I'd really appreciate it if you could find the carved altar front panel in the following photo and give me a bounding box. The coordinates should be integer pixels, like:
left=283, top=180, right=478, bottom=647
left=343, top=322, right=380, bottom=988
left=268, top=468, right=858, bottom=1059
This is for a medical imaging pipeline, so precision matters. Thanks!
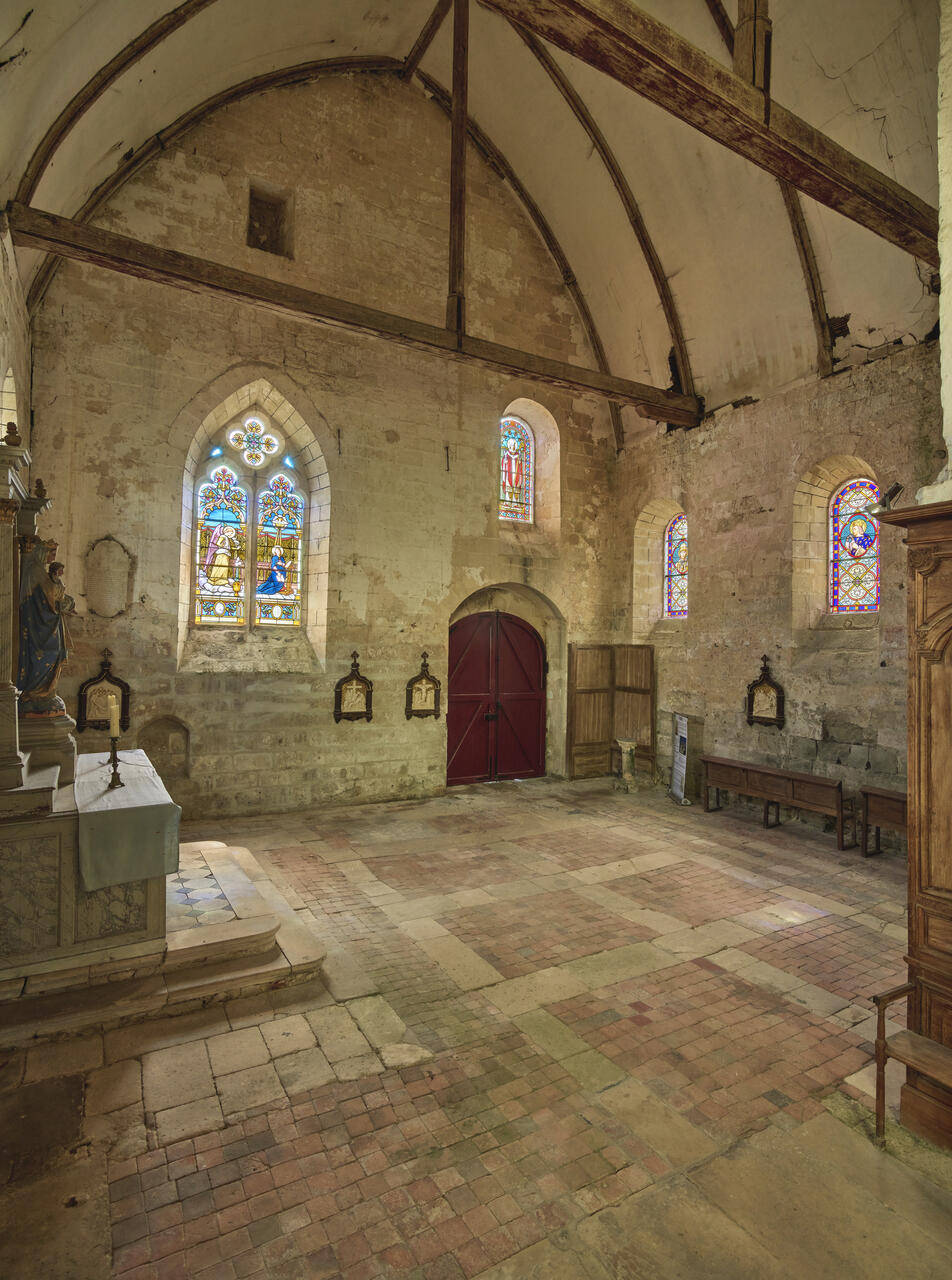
left=0, top=833, right=61, bottom=956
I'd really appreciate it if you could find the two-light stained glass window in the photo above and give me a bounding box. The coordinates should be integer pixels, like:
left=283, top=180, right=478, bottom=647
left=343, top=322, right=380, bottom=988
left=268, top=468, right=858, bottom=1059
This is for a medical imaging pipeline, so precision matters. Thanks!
left=194, top=413, right=304, bottom=627
left=829, top=478, right=880, bottom=613
left=499, top=416, right=534, bottom=523
left=664, top=513, right=688, bottom=618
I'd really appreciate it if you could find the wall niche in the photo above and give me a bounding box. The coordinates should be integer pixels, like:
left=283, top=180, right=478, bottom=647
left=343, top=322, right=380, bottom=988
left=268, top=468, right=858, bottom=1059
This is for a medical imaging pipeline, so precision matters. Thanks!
left=139, top=717, right=191, bottom=780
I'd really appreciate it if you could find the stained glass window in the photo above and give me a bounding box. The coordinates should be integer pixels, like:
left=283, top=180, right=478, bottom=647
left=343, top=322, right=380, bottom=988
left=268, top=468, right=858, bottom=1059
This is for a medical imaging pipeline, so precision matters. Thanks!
left=255, top=473, right=304, bottom=626
left=830, top=478, right=880, bottom=613
left=499, top=417, right=534, bottom=523
left=195, top=466, right=248, bottom=625
left=193, top=411, right=305, bottom=629
left=664, top=513, right=688, bottom=618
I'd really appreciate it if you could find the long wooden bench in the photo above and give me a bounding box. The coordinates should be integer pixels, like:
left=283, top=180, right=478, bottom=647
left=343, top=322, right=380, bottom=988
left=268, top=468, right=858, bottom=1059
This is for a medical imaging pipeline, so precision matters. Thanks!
left=859, top=785, right=907, bottom=857
left=700, top=754, right=854, bottom=850
left=873, top=982, right=952, bottom=1144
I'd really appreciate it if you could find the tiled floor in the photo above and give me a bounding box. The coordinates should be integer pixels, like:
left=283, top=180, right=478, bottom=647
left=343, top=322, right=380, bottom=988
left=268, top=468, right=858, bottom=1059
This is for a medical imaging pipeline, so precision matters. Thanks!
left=3, top=778, right=946, bottom=1280
left=167, top=850, right=237, bottom=932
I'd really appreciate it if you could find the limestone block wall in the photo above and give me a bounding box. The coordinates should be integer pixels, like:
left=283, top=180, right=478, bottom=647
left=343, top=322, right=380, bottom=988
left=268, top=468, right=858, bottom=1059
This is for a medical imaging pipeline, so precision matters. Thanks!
left=616, top=341, right=943, bottom=806
left=0, top=226, right=30, bottom=449
left=29, top=73, right=617, bottom=818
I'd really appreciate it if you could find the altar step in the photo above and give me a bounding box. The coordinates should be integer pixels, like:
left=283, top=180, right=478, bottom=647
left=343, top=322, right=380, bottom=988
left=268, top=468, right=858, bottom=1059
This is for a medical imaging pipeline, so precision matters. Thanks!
left=0, top=845, right=326, bottom=1049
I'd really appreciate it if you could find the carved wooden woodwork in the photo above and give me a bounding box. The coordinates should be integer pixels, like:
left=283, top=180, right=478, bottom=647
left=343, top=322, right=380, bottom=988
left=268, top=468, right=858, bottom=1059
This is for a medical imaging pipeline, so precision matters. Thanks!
left=406, top=652, right=441, bottom=720
left=76, top=648, right=131, bottom=732
left=334, top=651, right=373, bottom=723
left=746, top=654, right=784, bottom=729
left=880, top=500, right=952, bottom=1148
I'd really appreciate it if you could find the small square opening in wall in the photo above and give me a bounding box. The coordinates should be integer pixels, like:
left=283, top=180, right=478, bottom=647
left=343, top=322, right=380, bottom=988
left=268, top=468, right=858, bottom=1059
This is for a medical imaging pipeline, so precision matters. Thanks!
left=247, top=182, right=293, bottom=257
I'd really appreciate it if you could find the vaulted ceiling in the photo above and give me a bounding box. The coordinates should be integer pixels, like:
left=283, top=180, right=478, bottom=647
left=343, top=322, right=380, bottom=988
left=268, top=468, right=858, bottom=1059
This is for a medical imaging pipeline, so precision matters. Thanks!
left=0, top=1, right=939, bottom=416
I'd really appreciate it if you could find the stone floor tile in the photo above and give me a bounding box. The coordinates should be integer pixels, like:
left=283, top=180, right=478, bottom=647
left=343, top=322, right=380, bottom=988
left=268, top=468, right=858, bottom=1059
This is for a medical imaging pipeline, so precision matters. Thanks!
left=142, top=1041, right=215, bottom=1114
left=154, top=1096, right=224, bottom=1147
left=24, top=1034, right=103, bottom=1083
left=306, top=1006, right=372, bottom=1062
left=206, top=1028, right=270, bottom=1077
left=346, top=996, right=407, bottom=1048
left=86, top=1059, right=143, bottom=1116
left=273, top=1047, right=335, bottom=1094
left=260, top=1015, right=316, bottom=1059
left=216, top=1063, right=285, bottom=1116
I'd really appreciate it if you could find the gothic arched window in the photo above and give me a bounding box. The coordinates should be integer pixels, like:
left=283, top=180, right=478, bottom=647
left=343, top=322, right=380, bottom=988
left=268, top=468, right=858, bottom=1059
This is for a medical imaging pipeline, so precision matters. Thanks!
left=829, top=478, right=880, bottom=613
left=664, top=513, right=688, bottom=618
left=194, top=411, right=305, bottom=627
left=499, top=416, right=534, bottom=523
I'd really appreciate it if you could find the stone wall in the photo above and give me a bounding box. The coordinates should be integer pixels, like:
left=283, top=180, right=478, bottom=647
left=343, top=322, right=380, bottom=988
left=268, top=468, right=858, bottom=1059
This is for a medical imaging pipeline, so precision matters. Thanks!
left=30, top=73, right=617, bottom=818
left=615, top=341, right=943, bottom=811
left=0, top=224, right=30, bottom=447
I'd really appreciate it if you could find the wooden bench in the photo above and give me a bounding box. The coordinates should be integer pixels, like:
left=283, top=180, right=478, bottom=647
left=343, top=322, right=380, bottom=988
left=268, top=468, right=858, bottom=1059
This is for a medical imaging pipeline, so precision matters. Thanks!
left=874, top=982, right=952, bottom=1144
left=859, top=785, right=907, bottom=857
left=700, top=754, right=854, bottom=850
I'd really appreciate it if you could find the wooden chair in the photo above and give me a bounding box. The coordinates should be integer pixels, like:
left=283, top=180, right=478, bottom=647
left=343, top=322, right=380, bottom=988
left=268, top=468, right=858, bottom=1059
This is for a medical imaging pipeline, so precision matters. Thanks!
left=874, top=982, right=952, bottom=1144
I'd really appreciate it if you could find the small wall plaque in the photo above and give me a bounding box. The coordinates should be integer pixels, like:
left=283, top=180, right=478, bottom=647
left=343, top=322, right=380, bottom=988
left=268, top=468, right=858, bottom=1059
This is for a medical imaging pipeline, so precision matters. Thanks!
left=76, top=649, right=131, bottom=732
left=334, top=651, right=373, bottom=722
left=746, top=654, right=784, bottom=729
left=406, top=651, right=441, bottom=719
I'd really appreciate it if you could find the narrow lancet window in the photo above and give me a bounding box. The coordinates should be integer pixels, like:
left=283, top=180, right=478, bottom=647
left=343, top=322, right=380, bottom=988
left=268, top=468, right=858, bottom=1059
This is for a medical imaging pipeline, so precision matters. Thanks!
left=255, top=473, right=304, bottom=626
left=195, top=465, right=248, bottom=625
left=830, top=479, right=880, bottom=613
left=499, top=416, right=534, bottom=523
left=664, top=513, right=688, bottom=618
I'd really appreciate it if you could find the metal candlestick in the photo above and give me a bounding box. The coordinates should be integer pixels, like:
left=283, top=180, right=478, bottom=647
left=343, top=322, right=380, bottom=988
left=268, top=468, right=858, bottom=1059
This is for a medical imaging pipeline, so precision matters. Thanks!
left=106, top=737, right=124, bottom=789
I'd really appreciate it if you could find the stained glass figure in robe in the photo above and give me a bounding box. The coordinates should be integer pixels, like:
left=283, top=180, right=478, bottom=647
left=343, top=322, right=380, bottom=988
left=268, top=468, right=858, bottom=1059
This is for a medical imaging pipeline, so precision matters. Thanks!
left=195, top=466, right=247, bottom=624
left=664, top=513, right=688, bottom=618
left=830, top=479, right=880, bottom=613
left=498, top=417, right=534, bottom=523
left=255, top=472, right=304, bottom=625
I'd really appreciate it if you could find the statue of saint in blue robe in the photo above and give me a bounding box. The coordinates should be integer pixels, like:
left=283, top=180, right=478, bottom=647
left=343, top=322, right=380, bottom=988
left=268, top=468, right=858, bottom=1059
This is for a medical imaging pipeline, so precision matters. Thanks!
left=17, top=541, right=74, bottom=715
left=257, top=548, right=288, bottom=596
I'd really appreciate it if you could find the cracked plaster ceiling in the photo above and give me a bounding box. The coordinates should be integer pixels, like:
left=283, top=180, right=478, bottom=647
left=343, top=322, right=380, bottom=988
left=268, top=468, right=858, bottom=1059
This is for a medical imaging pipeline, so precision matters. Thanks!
left=0, top=0, right=939, bottom=413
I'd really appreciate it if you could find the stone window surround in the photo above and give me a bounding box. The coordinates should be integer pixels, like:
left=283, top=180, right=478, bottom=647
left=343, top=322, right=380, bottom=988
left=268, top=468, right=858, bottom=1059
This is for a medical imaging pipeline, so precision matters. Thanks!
left=176, top=377, right=330, bottom=669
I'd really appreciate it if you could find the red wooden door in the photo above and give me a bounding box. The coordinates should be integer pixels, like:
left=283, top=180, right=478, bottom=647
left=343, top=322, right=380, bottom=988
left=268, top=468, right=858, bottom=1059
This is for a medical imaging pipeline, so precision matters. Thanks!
left=447, top=612, right=546, bottom=785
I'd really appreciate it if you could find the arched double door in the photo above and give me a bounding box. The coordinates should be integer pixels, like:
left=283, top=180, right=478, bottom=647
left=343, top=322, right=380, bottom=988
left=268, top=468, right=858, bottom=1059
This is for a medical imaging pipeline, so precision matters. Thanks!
left=446, top=611, right=546, bottom=785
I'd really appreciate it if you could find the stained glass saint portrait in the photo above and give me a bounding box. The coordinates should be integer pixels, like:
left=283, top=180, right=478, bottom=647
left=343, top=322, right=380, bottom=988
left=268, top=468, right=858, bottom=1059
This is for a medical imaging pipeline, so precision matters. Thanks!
left=664, top=513, right=688, bottom=618
left=830, top=478, right=880, bottom=613
left=499, top=417, right=534, bottom=523
left=195, top=466, right=248, bottom=624
left=194, top=412, right=305, bottom=628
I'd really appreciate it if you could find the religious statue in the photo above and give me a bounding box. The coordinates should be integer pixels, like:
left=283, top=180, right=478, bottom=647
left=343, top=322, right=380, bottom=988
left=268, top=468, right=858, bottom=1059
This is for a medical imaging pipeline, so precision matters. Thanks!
left=17, top=539, right=75, bottom=716
left=257, top=544, right=288, bottom=595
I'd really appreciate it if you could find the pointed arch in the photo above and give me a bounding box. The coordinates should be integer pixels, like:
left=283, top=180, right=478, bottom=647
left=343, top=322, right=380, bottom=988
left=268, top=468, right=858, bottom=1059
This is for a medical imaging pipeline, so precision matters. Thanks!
left=174, top=371, right=331, bottom=663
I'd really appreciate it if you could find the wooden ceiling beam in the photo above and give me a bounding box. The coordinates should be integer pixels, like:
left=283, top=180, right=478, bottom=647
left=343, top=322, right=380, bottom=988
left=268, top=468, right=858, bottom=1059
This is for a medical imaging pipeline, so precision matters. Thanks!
left=6, top=203, right=701, bottom=424
left=478, top=0, right=938, bottom=266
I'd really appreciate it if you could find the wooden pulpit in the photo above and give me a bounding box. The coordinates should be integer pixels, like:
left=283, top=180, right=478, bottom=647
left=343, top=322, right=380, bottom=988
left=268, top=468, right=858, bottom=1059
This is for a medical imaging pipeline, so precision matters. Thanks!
left=880, top=500, right=952, bottom=1147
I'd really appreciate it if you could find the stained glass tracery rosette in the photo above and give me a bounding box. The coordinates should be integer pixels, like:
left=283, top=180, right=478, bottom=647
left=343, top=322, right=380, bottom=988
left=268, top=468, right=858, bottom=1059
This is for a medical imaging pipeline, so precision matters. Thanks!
left=228, top=416, right=281, bottom=469
left=255, top=472, right=304, bottom=626
left=664, top=514, right=688, bottom=618
left=498, top=417, right=534, bottom=523
left=195, top=466, right=247, bottom=625
left=829, top=479, right=880, bottom=613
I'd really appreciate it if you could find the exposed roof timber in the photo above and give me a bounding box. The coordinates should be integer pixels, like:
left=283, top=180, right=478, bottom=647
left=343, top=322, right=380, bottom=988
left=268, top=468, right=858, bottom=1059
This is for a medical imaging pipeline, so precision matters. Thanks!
left=7, top=204, right=700, bottom=424
left=703, top=3, right=833, bottom=377
left=402, top=0, right=453, bottom=80
left=15, top=0, right=220, bottom=206
left=514, top=25, right=695, bottom=399
left=703, top=0, right=734, bottom=55
left=478, top=0, right=939, bottom=267
left=446, top=0, right=470, bottom=333
left=417, top=72, right=628, bottom=444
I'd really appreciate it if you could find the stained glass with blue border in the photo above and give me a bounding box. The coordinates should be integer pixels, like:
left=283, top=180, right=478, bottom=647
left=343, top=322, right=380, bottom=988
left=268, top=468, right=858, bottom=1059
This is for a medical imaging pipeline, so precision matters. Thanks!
left=255, top=473, right=304, bottom=626
left=664, top=513, right=688, bottom=618
left=499, top=417, right=534, bottom=523
left=195, top=465, right=248, bottom=624
left=830, top=479, right=880, bottom=613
